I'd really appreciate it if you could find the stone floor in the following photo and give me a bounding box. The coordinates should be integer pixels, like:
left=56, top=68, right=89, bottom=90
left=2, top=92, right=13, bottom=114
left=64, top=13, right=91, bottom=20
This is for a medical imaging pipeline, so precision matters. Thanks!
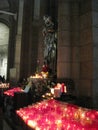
left=3, top=120, right=12, bottom=130
left=3, top=112, right=22, bottom=130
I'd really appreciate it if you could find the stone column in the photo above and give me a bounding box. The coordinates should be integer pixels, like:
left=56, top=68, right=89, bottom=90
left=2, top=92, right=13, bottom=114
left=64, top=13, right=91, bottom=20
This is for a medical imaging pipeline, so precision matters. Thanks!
left=79, top=0, right=93, bottom=97
left=57, top=0, right=71, bottom=78
left=92, top=0, right=98, bottom=108
left=70, top=1, right=80, bottom=95
left=14, top=0, right=24, bottom=81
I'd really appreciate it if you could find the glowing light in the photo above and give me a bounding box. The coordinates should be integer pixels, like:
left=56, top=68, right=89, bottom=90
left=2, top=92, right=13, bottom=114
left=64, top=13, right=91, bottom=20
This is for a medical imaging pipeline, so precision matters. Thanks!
left=4, top=87, right=23, bottom=96
left=27, top=120, right=37, bottom=128
left=16, top=99, right=98, bottom=130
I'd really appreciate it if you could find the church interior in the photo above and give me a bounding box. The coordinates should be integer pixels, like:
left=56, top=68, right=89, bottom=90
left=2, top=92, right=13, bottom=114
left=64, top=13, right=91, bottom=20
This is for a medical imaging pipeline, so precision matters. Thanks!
left=0, top=0, right=98, bottom=129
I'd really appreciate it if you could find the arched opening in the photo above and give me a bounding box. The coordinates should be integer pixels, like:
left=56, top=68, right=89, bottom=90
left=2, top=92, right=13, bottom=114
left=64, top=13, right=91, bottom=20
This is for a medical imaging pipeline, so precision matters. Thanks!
left=0, top=22, right=9, bottom=80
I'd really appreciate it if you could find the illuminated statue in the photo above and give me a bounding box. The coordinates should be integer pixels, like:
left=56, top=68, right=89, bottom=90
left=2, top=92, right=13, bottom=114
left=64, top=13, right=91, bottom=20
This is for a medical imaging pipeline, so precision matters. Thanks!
left=42, top=15, right=57, bottom=73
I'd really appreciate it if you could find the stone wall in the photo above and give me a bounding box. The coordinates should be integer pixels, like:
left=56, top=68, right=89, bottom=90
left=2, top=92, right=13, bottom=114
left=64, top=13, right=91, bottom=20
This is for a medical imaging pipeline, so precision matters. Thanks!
left=57, top=0, right=71, bottom=78
left=70, top=1, right=80, bottom=96
left=79, top=0, right=93, bottom=97
left=92, top=0, right=98, bottom=108
left=57, top=0, right=80, bottom=95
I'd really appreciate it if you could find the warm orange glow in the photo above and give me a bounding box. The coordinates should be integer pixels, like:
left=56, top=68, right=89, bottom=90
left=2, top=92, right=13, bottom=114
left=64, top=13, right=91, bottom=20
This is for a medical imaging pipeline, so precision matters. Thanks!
left=27, top=120, right=37, bottom=128
left=41, top=71, right=48, bottom=78
left=0, top=83, right=10, bottom=88
left=31, top=74, right=43, bottom=79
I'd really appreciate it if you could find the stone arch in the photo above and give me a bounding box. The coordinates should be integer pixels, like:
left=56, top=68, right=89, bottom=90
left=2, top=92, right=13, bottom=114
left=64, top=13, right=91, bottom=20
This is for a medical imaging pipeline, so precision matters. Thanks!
left=0, top=22, right=9, bottom=79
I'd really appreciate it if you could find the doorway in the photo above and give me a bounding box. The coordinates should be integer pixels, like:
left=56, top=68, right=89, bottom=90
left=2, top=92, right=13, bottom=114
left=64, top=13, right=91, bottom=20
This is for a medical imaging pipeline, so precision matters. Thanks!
left=0, top=22, right=9, bottom=80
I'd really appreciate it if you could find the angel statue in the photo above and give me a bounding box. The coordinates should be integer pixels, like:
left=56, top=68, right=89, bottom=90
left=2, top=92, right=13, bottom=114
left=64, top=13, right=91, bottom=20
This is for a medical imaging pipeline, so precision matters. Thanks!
left=42, top=15, right=57, bottom=75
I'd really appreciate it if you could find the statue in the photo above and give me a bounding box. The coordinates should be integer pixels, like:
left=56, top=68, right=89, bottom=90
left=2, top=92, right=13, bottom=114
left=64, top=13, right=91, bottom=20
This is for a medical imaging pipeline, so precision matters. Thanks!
left=42, top=15, right=57, bottom=74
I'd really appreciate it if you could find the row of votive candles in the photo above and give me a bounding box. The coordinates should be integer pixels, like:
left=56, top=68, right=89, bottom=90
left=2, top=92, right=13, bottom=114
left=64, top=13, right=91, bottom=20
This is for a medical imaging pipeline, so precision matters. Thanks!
left=16, top=99, right=98, bottom=130
left=0, top=83, right=10, bottom=88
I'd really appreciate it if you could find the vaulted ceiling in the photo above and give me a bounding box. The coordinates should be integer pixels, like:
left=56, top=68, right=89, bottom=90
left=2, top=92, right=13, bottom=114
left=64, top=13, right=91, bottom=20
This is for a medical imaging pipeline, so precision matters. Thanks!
left=0, top=22, right=9, bottom=54
left=0, top=0, right=17, bottom=54
left=0, top=0, right=9, bottom=54
left=0, top=0, right=9, bottom=10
